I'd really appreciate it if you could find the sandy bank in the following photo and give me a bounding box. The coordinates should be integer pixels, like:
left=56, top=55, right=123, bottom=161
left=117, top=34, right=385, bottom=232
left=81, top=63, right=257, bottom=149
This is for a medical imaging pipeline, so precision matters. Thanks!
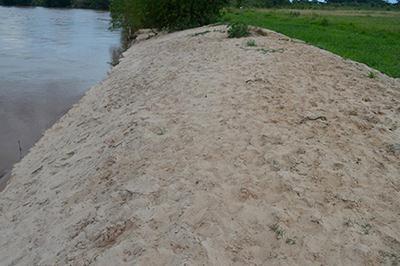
left=0, top=25, right=399, bottom=265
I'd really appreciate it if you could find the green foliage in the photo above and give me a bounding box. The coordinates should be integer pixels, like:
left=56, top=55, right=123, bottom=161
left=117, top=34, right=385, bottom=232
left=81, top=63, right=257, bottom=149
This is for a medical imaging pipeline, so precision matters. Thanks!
left=42, top=0, right=71, bottom=7
left=223, top=9, right=400, bottom=77
left=72, top=0, right=109, bottom=9
left=232, top=0, right=290, bottom=8
left=110, top=0, right=228, bottom=34
left=228, top=22, right=250, bottom=38
left=1, top=0, right=30, bottom=5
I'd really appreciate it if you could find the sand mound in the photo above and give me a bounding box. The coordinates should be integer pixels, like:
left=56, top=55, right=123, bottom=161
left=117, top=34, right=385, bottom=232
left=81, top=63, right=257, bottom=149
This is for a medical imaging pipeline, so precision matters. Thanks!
left=0, top=25, right=399, bottom=265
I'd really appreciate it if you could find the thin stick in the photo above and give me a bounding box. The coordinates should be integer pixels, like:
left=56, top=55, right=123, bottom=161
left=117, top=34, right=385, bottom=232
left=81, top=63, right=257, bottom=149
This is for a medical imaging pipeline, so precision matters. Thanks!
left=18, top=140, right=22, bottom=160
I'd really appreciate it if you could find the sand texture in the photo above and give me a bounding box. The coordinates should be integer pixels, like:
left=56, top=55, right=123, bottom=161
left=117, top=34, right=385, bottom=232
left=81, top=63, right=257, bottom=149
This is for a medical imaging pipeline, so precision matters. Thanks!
left=0, top=25, right=399, bottom=265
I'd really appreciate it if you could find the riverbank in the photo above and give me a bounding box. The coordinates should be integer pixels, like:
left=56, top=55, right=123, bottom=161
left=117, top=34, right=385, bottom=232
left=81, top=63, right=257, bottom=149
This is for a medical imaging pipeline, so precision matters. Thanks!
left=0, top=25, right=399, bottom=265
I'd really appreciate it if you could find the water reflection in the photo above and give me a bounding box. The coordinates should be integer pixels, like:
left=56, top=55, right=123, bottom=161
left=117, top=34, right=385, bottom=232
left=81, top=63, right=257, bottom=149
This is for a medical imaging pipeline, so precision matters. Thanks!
left=0, top=6, right=121, bottom=177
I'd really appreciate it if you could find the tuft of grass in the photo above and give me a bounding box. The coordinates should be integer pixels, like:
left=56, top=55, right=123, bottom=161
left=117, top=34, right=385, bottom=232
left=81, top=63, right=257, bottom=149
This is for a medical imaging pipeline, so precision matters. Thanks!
left=368, top=71, right=377, bottom=78
left=228, top=22, right=250, bottom=38
left=223, top=8, right=400, bottom=77
left=270, top=223, right=285, bottom=240
left=360, top=223, right=372, bottom=235
left=258, top=48, right=285, bottom=54
left=286, top=238, right=296, bottom=245
left=246, top=39, right=257, bottom=47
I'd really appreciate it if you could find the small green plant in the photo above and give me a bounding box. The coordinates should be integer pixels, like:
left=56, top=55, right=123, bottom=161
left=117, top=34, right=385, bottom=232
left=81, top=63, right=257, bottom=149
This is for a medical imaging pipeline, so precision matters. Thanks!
left=258, top=48, right=284, bottom=54
left=286, top=238, right=296, bottom=245
left=368, top=71, right=377, bottom=78
left=246, top=39, right=257, bottom=47
left=228, top=23, right=250, bottom=38
left=270, top=223, right=285, bottom=240
left=360, top=223, right=372, bottom=235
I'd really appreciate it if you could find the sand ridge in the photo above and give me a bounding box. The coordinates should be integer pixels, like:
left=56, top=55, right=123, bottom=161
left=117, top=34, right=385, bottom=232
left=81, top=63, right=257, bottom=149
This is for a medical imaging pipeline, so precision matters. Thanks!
left=0, top=25, right=399, bottom=265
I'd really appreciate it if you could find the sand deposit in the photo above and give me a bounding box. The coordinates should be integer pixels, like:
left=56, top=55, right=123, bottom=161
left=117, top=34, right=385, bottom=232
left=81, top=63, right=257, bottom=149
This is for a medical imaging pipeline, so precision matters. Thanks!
left=0, top=25, right=399, bottom=265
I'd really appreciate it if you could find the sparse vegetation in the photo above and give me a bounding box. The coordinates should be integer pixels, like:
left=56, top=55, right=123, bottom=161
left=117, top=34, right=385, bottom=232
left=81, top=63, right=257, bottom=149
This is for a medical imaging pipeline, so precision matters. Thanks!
left=258, top=47, right=284, bottom=53
left=228, top=22, right=250, bottom=38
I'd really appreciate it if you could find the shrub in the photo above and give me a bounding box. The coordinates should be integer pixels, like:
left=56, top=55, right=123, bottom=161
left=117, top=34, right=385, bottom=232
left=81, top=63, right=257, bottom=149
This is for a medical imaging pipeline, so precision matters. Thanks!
left=228, top=22, right=250, bottom=38
left=110, top=0, right=228, bottom=34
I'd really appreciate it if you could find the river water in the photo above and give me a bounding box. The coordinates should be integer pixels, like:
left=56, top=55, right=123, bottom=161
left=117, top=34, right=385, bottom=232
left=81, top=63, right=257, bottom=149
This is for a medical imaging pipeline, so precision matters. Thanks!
left=0, top=6, right=121, bottom=178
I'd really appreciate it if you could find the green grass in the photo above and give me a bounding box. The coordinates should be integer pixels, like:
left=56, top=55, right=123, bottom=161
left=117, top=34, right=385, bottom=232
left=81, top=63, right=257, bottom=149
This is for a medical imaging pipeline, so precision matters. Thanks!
left=223, top=9, right=400, bottom=77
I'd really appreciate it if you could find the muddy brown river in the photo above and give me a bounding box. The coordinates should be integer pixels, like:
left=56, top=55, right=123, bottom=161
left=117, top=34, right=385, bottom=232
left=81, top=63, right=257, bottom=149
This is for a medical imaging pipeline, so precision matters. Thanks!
left=0, top=6, right=121, bottom=178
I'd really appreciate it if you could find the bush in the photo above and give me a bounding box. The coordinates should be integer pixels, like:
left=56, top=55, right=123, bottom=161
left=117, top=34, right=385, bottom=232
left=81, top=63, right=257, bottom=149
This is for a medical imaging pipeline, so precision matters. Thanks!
left=228, top=22, right=250, bottom=38
left=110, top=0, right=229, bottom=34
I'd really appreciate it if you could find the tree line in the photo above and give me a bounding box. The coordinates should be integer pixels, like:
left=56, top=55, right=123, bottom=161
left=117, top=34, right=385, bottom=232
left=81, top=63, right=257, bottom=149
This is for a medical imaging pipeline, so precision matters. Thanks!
left=1, top=0, right=398, bottom=11
left=0, top=0, right=109, bottom=9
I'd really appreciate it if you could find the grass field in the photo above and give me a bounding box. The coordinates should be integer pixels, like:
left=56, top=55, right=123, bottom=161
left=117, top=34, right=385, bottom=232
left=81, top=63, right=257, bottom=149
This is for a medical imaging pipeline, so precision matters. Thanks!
left=223, top=9, right=400, bottom=78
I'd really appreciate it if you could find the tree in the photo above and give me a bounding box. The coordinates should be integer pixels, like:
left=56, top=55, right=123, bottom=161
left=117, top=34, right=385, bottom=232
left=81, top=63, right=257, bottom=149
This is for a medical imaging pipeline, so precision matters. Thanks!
left=110, top=0, right=229, bottom=34
left=1, top=0, right=31, bottom=5
left=326, top=0, right=387, bottom=5
left=42, top=0, right=71, bottom=7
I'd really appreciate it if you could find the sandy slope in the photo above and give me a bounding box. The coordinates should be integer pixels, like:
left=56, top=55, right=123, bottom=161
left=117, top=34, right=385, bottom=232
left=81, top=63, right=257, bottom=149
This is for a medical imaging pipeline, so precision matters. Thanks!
left=0, top=25, right=399, bottom=265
